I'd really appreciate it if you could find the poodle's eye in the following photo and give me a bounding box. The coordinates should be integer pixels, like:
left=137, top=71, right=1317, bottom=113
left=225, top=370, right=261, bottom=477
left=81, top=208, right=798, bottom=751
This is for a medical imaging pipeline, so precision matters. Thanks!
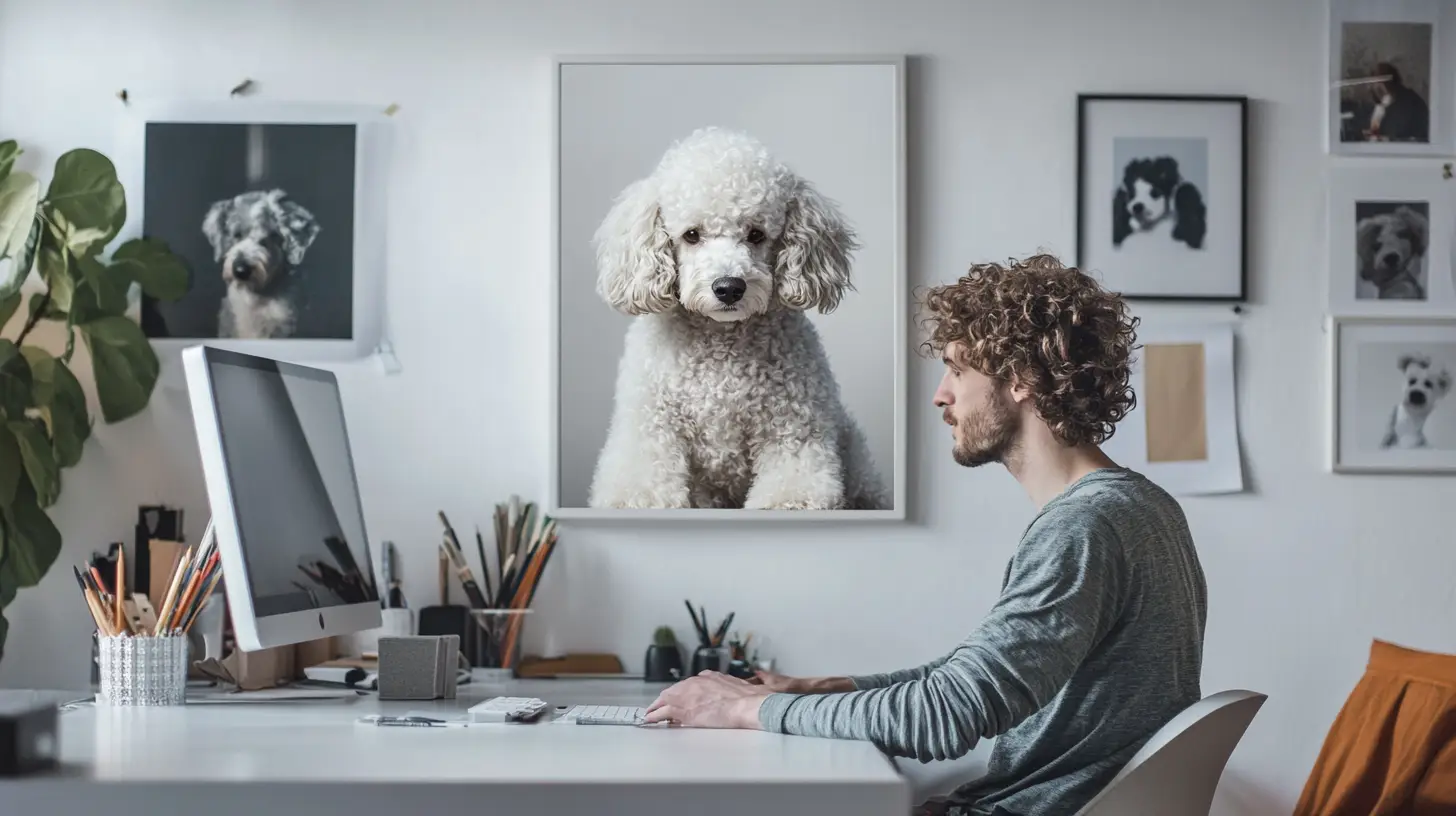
left=1150, top=190, right=1164, bottom=199
left=682, top=228, right=700, bottom=245
left=746, top=227, right=765, bottom=245
left=1411, top=378, right=1420, bottom=385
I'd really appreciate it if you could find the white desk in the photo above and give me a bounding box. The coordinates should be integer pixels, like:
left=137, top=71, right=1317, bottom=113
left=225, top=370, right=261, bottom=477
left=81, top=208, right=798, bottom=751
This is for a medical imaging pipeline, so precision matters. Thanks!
left=1, top=679, right=910, bottom=816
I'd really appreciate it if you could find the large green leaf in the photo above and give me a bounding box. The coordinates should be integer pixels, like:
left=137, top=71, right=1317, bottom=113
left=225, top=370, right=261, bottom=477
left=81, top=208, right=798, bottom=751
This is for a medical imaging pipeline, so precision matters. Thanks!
left=0, top=424, right=18, bottom=507
left=0, top=141, right=18, bottom=181
left=43, top=149, right=124, bottom=257
left=0, top=340, right=31, bottom=420
left=48, top=360, right=90, bottom=468
left=0, top=608, right=9, bottom=665
left=1, top=479, right=61, bottom=588
left=34, top=231, right=74, bottom=314
left=10, top=420, right=57, bottom=507
left=112, top=237, right=189, bottom=301
left=0, top=218, right=42, bottom=304
left=73, top=254, right=129, bottom=319
left=0, top=172, right=39, bottom=263
left=0, top=291, right=19, bottom=331
left=79, top=316, right=158, bottom=423
left=19, top=347, right=53, bottom=407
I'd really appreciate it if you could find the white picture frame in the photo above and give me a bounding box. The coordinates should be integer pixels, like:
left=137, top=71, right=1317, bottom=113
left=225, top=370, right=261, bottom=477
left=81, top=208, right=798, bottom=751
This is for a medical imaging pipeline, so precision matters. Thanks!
left=1329, top=315, right=1456, bottom=474
left=548, top=55, right=907, bottom=522
left=1326, top=0, right=1456, bottom=157
left=1326, top=163, right=1456, bottom=312
left=115, top=100, right=392, bottom=364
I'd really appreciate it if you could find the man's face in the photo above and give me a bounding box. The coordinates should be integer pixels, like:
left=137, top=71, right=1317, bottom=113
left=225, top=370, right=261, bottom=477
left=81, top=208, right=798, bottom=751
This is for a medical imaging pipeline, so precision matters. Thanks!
left=932, top=343, right=1021, bottom=468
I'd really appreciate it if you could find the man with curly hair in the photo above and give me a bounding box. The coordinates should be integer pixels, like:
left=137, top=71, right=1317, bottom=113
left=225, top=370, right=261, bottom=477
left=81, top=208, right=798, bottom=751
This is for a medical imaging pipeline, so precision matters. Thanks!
left=644, top=254, right=1208, bottom=816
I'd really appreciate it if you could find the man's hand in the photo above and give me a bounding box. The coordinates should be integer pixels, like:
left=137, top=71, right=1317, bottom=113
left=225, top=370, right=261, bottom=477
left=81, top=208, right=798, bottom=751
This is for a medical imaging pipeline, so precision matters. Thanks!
left=644, top=670, right=771, bottom=728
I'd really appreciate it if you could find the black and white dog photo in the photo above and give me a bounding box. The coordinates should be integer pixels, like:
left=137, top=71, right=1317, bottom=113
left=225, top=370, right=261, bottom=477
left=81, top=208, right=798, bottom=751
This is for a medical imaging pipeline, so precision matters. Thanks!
left=140, top=120, right=357, bottom=340
left=1355, top=202, right=1428, bottom=300
left=1381, top=352, right=1451, bottom=449
left=204, top=189, right=321, bottom=338
left=1112, top=156, right=1207, bottom=249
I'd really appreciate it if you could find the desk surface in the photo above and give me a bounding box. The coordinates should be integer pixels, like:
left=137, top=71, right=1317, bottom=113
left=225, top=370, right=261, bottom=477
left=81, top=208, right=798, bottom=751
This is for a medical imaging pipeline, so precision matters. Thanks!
left=3, top=679, right=909, bottom=816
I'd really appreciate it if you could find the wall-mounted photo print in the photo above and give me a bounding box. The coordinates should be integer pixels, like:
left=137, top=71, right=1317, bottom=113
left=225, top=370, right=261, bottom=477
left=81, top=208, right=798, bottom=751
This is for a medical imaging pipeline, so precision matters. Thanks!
left=116, top=102, right=391, bottom=363
left=1326, top=165, right=1456, bottom=313
left=1331, top=317, right=1456, bottom=473
left=1328, top=0, right=1456, bottom=156
left=1077, top=94, right=1248, bottom=302
left=551, top=56, right=906, bottom=520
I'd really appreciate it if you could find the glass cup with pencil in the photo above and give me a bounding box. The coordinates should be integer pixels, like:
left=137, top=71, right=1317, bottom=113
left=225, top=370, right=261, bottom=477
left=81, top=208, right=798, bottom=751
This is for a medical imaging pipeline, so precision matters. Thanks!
left=77, top=521, right=225, bottom=705
left=438, top=498, right=559, bottom=681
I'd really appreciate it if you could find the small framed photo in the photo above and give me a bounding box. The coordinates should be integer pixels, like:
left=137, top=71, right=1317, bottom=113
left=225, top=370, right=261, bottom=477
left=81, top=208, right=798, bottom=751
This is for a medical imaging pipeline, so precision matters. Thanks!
left=1330, top=316, right=1456, bottom=473
left=550, top=55, right=906, bottom=521
left=1327, top=164, right=1455, bottom=312
left=116, top=101, right=391, bottom=362
left=1327, top=0, right=1456, bottom=156
left=1076, top=94, right=1248, bottom=302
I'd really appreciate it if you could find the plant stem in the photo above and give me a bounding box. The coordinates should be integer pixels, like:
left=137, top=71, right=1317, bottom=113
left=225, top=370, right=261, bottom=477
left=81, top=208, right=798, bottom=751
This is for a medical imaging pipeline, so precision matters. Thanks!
left=13, top=289, right=48, bottom=347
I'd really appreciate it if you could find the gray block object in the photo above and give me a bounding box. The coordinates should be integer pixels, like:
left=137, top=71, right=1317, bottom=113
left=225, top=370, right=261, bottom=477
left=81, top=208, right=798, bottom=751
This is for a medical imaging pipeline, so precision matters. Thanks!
left=377, top=635, right=460, bottom=700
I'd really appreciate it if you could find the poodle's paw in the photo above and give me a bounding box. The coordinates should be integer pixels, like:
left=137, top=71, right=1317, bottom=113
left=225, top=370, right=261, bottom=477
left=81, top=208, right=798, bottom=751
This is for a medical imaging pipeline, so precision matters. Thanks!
left=749, top=495, right=843, bottom=511
left=743, top=480, right=844, bottom=511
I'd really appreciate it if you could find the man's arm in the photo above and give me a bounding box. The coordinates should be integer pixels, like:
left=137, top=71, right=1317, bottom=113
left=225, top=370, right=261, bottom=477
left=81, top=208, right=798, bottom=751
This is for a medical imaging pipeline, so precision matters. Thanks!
left=761, top=654, right=954, bottom=695
left=755, top=507, right=1124, bottom=763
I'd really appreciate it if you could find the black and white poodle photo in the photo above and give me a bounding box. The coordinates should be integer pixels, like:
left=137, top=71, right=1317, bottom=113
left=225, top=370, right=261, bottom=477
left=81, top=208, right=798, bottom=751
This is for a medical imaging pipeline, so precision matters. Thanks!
left=587, top=126, right=888, bottom=511
left=1112, top=156, right=1207, bottom=249
left=1381, top=353, right=1450, bottom=449
left=203, top=189, right=321, bottom=338
left=1356, top=204, right=1428, bottom=300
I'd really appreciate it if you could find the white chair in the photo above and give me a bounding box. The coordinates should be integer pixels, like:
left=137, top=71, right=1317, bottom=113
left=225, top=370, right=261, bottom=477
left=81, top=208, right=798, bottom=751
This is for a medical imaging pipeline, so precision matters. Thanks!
left=1073, top=689, right=1268, bottom=816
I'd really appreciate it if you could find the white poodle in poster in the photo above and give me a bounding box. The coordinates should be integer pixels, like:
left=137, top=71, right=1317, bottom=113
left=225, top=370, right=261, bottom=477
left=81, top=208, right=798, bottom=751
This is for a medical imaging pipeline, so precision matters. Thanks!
left=587, top=127, right=888, bottom=511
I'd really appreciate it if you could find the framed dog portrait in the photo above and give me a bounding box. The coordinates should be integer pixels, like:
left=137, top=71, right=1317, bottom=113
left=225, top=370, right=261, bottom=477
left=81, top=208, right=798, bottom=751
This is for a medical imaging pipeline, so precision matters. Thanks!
left=1327, top=164, right=1456, bottom=313
left=1326, top=0, right=1456, bottom=157
left=1076, top=94, right=1248, bottom=302
left=115, top=101, right=391, bottom=362
left=549, top=55, right=906, bottom=520
left=1330, top=316, right=1456, bottom=474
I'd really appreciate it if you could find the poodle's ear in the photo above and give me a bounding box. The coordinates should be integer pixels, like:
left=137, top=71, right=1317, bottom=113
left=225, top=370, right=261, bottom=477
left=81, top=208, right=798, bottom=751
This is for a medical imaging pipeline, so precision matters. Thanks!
left=1112, top=187, right=1132, bottom=246
left=593, top=178, right=677, bottom=315
left=1436, top=367, right=1452, bottom=396
left=1171, top=183, right=1206, bottom=249
left=266, top=191, right=321, bottom=266
left=1397, top=205, right=1429, bottom=254
left=775, top=177, right=859, bottom=313
left=202, top=199, right=231, bottom=262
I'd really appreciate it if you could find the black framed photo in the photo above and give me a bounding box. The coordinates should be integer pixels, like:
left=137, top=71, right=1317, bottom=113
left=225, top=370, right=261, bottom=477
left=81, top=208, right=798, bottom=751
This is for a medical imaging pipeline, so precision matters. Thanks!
left=1076, top=94, right=1248, bottom=302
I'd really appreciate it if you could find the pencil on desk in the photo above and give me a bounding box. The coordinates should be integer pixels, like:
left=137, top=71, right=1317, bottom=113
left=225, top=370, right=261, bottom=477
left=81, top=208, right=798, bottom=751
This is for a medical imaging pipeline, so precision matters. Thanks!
left=152, top=545, right=192, bottom=635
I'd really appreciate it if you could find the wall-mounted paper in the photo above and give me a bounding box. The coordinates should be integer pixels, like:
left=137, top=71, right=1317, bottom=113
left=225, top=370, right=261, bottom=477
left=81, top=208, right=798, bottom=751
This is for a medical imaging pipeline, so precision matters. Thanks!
left=1103, top=323, right=1243, bottom=495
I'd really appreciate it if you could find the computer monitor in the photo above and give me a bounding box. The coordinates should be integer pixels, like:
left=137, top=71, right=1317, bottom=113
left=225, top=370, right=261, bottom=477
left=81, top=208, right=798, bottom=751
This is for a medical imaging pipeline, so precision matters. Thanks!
left=182, top=345, right=380, bottom=651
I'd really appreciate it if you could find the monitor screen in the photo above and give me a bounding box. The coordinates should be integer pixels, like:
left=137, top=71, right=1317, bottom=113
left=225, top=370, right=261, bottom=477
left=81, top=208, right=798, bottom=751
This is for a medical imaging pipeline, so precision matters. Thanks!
left=205, top=353, right=376, bottom=618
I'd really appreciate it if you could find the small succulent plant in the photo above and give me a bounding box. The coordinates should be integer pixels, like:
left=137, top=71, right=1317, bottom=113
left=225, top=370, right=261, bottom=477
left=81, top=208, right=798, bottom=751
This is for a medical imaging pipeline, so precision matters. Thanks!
left=653, top=625, right=678, bottom=647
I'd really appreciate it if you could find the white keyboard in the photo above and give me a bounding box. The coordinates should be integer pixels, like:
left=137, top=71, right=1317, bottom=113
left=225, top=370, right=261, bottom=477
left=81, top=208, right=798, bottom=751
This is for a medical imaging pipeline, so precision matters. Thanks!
left=559, top=704, right=648, bottom=725
left=467, top=696, right=549, bottom=723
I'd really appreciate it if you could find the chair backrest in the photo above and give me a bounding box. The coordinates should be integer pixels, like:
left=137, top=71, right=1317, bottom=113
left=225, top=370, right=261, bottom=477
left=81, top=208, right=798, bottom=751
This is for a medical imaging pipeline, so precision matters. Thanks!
left=1073, top=689, right=1267, bottom=816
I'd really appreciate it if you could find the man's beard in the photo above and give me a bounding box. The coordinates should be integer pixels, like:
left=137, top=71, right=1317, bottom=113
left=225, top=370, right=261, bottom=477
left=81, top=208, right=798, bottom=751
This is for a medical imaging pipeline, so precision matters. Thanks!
left=948, top=392, right=1020, bottom=468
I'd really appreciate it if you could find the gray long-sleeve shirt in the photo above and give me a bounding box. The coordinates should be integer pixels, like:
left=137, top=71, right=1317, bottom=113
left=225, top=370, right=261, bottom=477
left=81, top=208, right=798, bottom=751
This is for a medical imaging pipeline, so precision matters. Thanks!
left=757, top=468, right=1208, bottom=816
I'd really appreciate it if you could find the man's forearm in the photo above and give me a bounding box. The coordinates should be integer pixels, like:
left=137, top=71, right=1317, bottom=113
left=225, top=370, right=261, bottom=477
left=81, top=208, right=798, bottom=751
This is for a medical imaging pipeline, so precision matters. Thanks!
left=792, top=676, right=856, bottom=694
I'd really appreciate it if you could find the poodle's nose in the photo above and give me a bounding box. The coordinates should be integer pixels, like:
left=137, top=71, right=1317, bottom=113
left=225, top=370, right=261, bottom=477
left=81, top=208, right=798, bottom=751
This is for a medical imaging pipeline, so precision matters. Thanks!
left=712, top=276, right=747, bottom=305
left=1411, top=390, right=1428, bottom=407
left=231, top=264, right=252, bottom=281
left=1131, top=202, right=1145, bottom=216
left=1380, top=252, right=1401, bottom=268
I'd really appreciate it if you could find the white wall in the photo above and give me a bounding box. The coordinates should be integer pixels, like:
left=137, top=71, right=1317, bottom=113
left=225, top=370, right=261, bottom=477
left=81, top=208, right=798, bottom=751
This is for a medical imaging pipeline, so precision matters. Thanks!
left=2, top=1, right=1451, bottom=813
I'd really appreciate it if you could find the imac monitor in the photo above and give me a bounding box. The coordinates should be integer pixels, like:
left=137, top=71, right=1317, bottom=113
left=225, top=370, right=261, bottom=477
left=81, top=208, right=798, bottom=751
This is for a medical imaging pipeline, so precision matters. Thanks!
left=182, top=345, right=380, bottom=651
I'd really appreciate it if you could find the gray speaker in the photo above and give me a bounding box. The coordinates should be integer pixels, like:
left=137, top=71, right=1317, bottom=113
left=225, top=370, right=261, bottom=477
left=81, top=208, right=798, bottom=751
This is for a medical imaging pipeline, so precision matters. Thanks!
left=377, top=635, right=460, bottom=700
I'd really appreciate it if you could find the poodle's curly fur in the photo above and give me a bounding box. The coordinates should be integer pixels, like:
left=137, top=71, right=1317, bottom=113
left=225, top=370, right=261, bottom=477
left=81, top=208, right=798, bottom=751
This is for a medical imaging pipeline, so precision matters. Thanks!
left=588, top=127, right=888, bottom=510
left=918, top=254, right=1140, bottom=448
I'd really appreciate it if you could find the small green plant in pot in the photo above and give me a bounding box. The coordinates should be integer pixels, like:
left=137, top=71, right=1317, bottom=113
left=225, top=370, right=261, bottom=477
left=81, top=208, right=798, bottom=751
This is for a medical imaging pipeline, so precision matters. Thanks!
left=0, top=139, right=189, bottom=663
left=644, top=625, right=685, bottom=682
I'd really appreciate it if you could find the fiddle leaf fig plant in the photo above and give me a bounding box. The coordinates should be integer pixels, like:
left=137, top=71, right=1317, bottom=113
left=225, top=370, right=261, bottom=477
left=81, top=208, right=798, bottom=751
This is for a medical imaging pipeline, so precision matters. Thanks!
left=0, top=139, right=190, bottom=663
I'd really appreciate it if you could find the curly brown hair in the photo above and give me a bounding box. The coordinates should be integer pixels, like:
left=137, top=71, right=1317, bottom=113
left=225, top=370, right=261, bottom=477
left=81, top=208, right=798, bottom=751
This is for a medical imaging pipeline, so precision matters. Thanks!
left=918, top=254, right=1140, bottom=447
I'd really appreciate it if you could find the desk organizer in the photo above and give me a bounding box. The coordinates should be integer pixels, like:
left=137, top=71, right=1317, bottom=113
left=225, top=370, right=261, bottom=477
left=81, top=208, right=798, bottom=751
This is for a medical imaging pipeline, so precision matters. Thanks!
left=97, top=634, right=188, bottom=706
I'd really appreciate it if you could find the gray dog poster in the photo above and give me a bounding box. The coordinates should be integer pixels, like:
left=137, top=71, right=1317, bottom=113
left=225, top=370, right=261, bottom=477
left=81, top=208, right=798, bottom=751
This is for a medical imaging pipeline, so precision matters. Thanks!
left=140, top=122, right=356, bottom=340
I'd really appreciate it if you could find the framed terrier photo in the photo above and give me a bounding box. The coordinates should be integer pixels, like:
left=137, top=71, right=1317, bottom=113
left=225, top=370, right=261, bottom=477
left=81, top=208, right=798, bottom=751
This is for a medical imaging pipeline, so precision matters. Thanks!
left=1326, top=164, right=1456, bottom=312
left=115, top=101, right=390, bottom=362
left=1076, top=94, right=1248, bottom=302
left=549, top=55, right=907, bottom=520
left=1329, top=316, right=1456, bottom=474
left=1326, top=0, right=1456, bottom=157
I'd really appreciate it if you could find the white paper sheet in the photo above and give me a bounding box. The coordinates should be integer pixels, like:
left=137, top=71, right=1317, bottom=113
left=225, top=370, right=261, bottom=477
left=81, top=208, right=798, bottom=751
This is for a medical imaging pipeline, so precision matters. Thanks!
left=1102, top=322, right=1244, bottom=495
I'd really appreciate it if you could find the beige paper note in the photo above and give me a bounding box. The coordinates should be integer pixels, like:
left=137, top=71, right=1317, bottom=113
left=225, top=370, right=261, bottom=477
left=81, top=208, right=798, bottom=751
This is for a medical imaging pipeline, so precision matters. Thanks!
left=1144, top=343, right=1208, bottom=462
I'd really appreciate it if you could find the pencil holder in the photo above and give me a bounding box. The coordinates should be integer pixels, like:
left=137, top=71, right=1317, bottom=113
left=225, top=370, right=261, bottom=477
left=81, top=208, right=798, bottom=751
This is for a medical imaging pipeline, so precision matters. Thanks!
left=468, top=609, right=533, bottom=679
left=97, top=635, right=189, bottom=706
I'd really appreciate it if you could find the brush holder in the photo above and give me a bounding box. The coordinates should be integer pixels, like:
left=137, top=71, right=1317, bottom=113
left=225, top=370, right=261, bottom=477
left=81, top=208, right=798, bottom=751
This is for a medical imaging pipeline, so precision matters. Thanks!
left=97, top=635, right=189, bottom=706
